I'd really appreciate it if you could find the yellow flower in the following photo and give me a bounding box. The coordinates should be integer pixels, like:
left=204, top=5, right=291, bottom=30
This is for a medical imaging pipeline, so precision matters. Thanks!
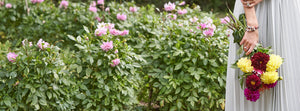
left=261, top=71, right=279, bottom=84
left=266, top=54, right=283, bottom=72
left=237, top=58, right=253, bottom=73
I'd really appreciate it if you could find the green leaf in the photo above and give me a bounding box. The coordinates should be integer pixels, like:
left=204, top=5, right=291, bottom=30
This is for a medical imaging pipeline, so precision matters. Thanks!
left=76, top=93, right=86, bottom=100
left=83, top=26, right=90, bottom=33
left=177, top=101, right=182, bottom=109
left=4, top=98, right=11, bottom=107
left=97, top=59, right=102, bottom=66
left=174, top=63, right=182, bottom=70
left=87, top=103, right=92, bottom=109
left=170, top=106, right=177, bottom=111
left=77, top=66, right=82, bottom=73
left=67, top=35, right=76, bottom=41
left=47, top=92, right=52, bottom=99
left=87, top=55, right=94, bottom=64
left=86, top=68, right=93, bottom=77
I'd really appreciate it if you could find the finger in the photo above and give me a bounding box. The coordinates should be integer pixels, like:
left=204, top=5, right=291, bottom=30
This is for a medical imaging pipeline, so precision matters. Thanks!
left=246, top=44, right=255, bottom=55
left=243, top=42, right=250, bottom=52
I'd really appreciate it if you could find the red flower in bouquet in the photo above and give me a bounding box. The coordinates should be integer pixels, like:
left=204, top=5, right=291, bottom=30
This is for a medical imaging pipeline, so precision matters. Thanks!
left=251, top=52, right=270, bottom=71
left=244, top=88, right=260, bottom=102
left=246, top=74, right=261, bottom=91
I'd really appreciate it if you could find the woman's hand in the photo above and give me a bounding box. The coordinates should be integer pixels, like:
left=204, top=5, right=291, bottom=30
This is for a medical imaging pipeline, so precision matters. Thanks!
left=240, top=30, right=259, bottom=55
left=241, top=0, right=263, bottom=8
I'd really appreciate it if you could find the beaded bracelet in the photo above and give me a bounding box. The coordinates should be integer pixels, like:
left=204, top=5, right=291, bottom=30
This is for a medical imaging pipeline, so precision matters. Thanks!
left=246, top=25, right=259, bottom=32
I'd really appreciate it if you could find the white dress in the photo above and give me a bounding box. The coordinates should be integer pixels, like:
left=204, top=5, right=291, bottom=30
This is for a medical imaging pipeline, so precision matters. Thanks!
left=225, top=0, right=300, bottom=111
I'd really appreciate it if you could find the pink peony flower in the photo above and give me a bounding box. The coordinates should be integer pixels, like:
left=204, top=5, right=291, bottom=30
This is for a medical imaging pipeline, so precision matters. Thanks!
left=7, top=52, right=18, bottom=63
left=206, top=24, right=216, bottom=30
left=59, top=0, right=69, bottom=9
left=203, top=29, right=214, bottom=37
left=105, top=7, right=110, bottom=12
left=106, top=23, right=115, bottom=29
left=91, top=1, right=96, bottom=7
left=95, top=17, right=101, bottom=22
left=101, top=41, right=113, bottom=52
left=221, top=16, right=230, bottom=24
left=109, top=29, right=121, bottom=36
left=97, top=0, right=104, bottom=5
left=5, top=3, right=12, bottom=8
left=89, top=6, right=97, bottom=12
left=111, top=58, right=120, bottom=67
left=199, top=23, right=207, bottom=29
left=177, top=9, right=187, bottom=15
left=129, top=7, right=138, bottom=13
left=164, top=2, right=175, bottom=11
left=189, top=16, right=198, bottom=23
left=37, top=0, right=44, bottom=3
left=168, top=14, right=177, bottom=20
left=244, top=88, right=260, bottom=102
left=117, top=14, right=127, bottom=21
left=95, top=28, right=107, bottom=36
left=37, top=39, right=50, bottom=50
left=179, top=1, right=186, bottom=6
left=120, top=30, right=129, bottom=36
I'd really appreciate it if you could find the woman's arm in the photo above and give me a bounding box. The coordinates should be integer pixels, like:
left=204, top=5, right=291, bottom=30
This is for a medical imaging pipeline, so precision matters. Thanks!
left=241, top=0, right=263, bottom=8
left=239, top=0, right=259, bottom=55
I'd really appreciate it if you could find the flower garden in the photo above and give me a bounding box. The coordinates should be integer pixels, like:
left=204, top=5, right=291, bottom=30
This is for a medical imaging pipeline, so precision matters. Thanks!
left=0, top=0, right=231, bottom=110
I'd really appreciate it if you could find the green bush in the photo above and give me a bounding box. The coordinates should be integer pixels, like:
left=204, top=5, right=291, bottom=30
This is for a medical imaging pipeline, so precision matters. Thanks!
left=0, top=1, right=230, bottom=110
left=0, top=40, right=76, bottom=110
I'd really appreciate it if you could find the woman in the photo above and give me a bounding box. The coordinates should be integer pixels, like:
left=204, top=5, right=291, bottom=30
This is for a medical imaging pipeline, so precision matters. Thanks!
left=225, top=0, right=300, bottom=111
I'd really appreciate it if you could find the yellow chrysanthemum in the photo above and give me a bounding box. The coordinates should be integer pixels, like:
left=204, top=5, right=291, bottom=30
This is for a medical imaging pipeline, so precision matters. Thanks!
left=261, top=71, right=279, bottom=84
left=237, top=58, right=253, bottom=73
left=266, top=54, right=283, bottom=72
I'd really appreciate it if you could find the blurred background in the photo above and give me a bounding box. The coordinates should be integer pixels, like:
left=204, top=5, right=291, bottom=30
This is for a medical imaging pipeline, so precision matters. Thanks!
left=50, top=0, right=236, bottom=13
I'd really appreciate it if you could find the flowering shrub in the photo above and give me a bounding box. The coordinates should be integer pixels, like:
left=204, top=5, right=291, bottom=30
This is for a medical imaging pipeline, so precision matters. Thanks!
left=0, top=41, right=76, bottom=110
left=67, top=26, right=144, bottom=110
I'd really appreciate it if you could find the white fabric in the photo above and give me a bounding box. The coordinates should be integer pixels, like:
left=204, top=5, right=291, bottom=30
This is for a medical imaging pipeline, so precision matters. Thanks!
left=225, top=0, right=300, bottom=111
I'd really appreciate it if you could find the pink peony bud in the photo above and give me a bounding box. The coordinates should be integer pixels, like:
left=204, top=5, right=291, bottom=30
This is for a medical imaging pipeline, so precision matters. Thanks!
left=120, top=30, right=129, bottom=36
left=177, top=9, right=187, bottom=15
left=89, top=6, right=97, bottom=13
left=7, top=52, right=18, bottom=63
left=105, top=7, right=110, bottom=12
left=221, top=16, right=230, bottom=24
left=95, top=17, right=101, bottom=22
left=114, top=50, right=118, bottom=54
left=109, top=29, right=121, bottom=36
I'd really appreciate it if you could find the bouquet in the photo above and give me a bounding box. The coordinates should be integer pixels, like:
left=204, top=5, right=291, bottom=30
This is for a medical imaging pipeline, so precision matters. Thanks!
left=226, top=11, right=283, bottom=102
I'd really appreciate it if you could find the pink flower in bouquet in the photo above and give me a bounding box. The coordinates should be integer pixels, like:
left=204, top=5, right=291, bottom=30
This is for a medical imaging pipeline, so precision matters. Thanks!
left=95, top=17, right=101, bottom=22
left=189, top=16, right=198, bottom=23
left=111, top=58, right=120, bottom=67
left=7, top=52, right=18, bottom=63
left=95, top=27, right=107, bottom=36
left=244, top=88, right=260, bottom=102
left=177, top=9, right=187, bottom=15
left=130, top=7, right=138, bottom=13
left=114, top=50, right=118, bottom=54
left=110, top=29, right=121, bottom=36
left=251, top=52, right=270, bottom=71
left=246, top=74, right=261, bottom=91
left=178, top=1, right=186, bottom=6
left=59, top=0, right=69, bottom=9
left=207, top=23, right=216, bottom=30
left=164, top=2, right=175, bottom=11
left=168, top=14, right=177, bottom=20
left=37, top=39, right=49, bottom=50
left=264, top=81, right=278, bottom=88
left=97, top=0, right=104, bottom=5
left=89, top=6, right=97, bottom=13
left=101, top=41, right=113, bottom=52
left=203, top=29, right=214, bottom=36
left=5, top=3, right=12, bottom=8
left=221, top=16, right=230, bottom=24
left=120, top=30, right=129, bottom=36
left=106, top=23, right=115, bottom=29
left=105, top=7, right=110, bottom=12
left=117, top=14, right=127, bottom=21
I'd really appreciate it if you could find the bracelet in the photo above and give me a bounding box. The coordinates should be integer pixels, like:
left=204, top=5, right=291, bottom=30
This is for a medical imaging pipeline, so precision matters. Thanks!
left=246, top=25, right=259, bottom=32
